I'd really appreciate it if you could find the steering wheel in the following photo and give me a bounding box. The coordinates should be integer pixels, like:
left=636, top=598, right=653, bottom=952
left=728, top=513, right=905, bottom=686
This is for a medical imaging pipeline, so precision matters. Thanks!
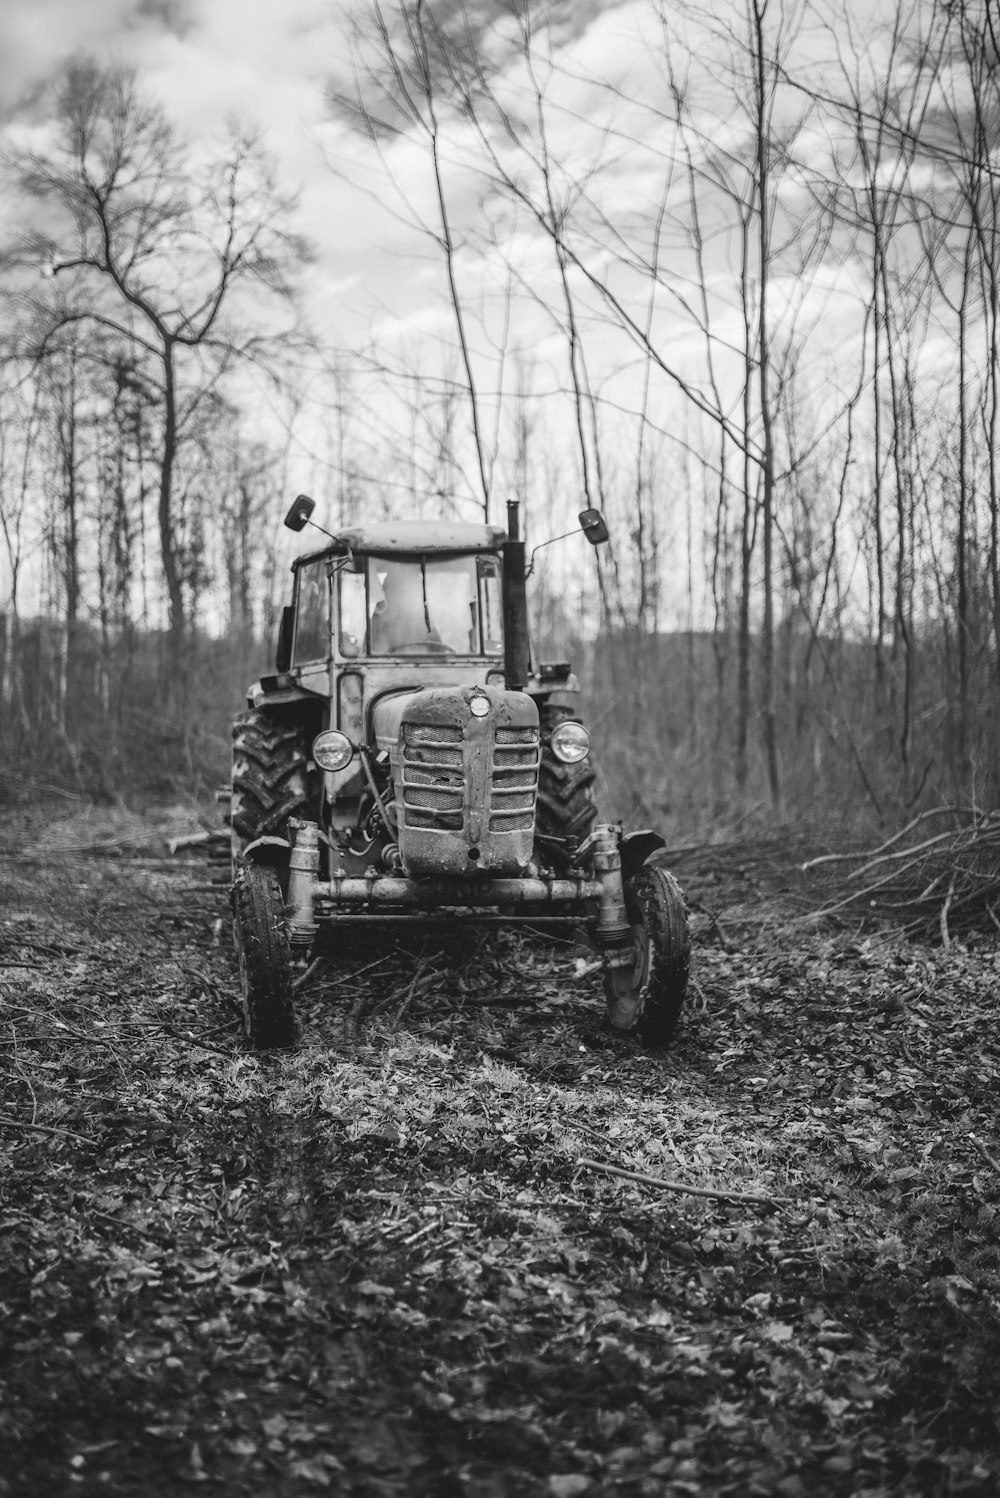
left=392, top=640, right=456, bottom=655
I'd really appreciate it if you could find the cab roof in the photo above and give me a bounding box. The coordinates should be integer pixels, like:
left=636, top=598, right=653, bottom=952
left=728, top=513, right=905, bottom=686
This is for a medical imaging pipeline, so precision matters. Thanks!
left=294, top=520, right=507, bottom=567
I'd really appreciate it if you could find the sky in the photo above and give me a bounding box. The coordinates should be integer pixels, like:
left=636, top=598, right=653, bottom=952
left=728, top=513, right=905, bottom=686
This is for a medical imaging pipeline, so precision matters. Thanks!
left=2, top=0, right=373, bottom=303
left=0, top=0, right=953, bottom=609
left=0, top=0, right=694, bottom=598
left=0, top=0, right=749, bottom=357
left=0, top=1, right=647, bottom=313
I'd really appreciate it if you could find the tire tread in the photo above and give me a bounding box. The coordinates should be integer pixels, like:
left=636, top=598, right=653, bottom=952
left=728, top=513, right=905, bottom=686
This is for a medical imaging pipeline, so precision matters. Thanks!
left=232, top=864, right=295, bottom=1049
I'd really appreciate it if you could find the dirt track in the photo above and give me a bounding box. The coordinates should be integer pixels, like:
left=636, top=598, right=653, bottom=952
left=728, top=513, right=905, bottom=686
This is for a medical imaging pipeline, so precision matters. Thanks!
left=1, top=814, right=1000, bottom=1496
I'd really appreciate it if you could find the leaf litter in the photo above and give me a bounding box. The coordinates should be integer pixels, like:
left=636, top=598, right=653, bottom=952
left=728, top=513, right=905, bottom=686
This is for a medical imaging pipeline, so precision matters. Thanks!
left=0, top=820, right=999, bottom=1495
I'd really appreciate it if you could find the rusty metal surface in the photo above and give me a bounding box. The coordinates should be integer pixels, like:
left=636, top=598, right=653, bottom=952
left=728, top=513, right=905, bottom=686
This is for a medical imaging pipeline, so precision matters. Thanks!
left=588, top=823, right=632, bottom=944
left=391, top=685, right=539, bottom=878
left=325, top=520, right=507, bottom=554
left=287, top=821, right=321, bottom=947
left=314, top=873, right=601, bottom=909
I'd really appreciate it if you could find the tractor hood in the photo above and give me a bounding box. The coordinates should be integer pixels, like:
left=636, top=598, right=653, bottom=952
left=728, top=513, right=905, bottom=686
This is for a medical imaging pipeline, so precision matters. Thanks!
left=371, top=683, right=536, bottom=754
left=371, top=689, right=424, bottom=756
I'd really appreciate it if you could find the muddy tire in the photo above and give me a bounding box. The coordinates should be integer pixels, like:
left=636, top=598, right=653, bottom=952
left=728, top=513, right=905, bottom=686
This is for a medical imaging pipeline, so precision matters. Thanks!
left=535, top=705, right=598, bottom=871
left=604, top=865, right=690, bottom=1047
left=231, top=709, right=316, bottom=874
left=232, top=863, right=296, bottom=1049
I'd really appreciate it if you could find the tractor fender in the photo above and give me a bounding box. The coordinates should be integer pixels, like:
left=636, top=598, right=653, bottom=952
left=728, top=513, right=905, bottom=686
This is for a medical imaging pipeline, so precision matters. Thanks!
left=248, top=675, right=328, bottom=712
left=620, top=830, right=667, bottom=882
left=241, top=835, right=292, bottom=869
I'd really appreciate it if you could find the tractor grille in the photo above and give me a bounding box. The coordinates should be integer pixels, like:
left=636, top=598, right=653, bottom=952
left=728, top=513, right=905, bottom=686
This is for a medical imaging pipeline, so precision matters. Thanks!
left=489, top=727, right=539, bottom=832
left=401, top=723, right=464, bottom=830
left=401, top=721, right=539, bottom=834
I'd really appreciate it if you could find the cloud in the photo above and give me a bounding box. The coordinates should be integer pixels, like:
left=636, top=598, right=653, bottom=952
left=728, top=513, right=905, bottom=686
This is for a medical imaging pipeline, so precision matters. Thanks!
left=0, top=0, right=186, bottom=118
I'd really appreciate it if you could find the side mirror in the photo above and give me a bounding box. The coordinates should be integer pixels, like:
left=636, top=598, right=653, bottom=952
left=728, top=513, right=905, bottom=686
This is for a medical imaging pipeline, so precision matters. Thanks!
left=579, top=508, right=609, bottom=546
left=284, top=494, right=315, bottom=533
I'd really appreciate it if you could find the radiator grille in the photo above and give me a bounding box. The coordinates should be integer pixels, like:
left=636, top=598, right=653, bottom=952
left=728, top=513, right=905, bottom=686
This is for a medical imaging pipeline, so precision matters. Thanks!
left=490, top=726, right=539, bottom=832
left=400, top=721, right=539, bottom=834
left=401, top=723, right=463, bottom=830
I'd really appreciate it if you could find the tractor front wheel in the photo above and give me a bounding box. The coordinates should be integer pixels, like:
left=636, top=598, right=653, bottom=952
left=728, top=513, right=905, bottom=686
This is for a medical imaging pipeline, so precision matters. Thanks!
left=232, top=863, right=296, bottom=1049
left=604, top=864, right=690, bottom=1047
left=231, top=708, right=317, bottom=878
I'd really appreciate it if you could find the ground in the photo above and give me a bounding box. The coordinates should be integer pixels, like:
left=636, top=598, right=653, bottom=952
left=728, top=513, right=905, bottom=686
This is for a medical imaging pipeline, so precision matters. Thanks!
left=1, top=805, right=999, bottom=1497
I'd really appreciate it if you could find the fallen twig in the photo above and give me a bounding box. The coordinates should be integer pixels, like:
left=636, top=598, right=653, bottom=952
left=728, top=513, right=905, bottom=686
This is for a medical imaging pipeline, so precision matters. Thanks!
left=87, top=1204, right=168, bottom=1244
left=343, top=954, right=401, bottom=1042
left=392, top=965, right=435, bottom=1027
left=159, top=1023, right=236, bottom=1057
left=801, top=810, right=1000, bottom=938
left=292, top=955, right=324, bottom=993
left=800, top=863, right=906, bottom=921
left=567, top=1119, right=613, bottom=1150
left=688, top=900, right=730, bottom=951
left=970, top=1133, right=1000, bottom=1174
left=0, top=1021, right=179, bottom=1049
left=576, top=1156, right=790, bottom=1206
left=0, top=1114, right=94, bottom=1145
left=401, top=1216, right=441, bottom=1247
left=0, top=936, right=88, bottom=958
left=801, top=806, right=982, bottom=871
left=420, top=993, right=537, bottom=1018
left=940, top=873, right=956, bottom=949
left=366, top=964, right=435, bottom=1026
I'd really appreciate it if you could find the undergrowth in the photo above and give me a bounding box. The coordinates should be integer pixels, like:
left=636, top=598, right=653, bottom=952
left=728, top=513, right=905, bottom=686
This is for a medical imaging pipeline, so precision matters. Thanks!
left=1, top=821, right=999, bottom=1496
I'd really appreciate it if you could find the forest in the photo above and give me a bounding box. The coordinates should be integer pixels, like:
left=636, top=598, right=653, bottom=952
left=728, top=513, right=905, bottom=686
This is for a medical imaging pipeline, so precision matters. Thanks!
left=1, top=0, right=1000, bottom=838
left=5, top=6, right=1000, bottom=1495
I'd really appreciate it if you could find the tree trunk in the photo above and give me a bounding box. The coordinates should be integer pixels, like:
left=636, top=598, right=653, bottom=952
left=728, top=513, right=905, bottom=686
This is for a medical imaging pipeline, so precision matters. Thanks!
left=159, top=342, right=185, bottom=673
left=753, top=0, right=780, bottom=812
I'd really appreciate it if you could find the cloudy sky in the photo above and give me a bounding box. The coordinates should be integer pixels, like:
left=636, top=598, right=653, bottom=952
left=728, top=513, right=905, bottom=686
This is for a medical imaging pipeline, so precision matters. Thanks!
left=5, top=0, right=974, bottom=642
left=0, top=0, right=653, bottom=334
left=0, top=0, right=926, bottom=541
left=3, top=0, right=382, bottom=314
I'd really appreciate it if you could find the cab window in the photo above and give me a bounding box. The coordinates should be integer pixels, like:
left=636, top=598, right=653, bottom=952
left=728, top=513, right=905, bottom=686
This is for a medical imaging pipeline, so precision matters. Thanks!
left=339, top=569, right=367, bottom=658
left=478, top=557, right=503, bottom=655
left=293, top=560, right=330, bottom=664
left=366, top=553, right=504, bottom=656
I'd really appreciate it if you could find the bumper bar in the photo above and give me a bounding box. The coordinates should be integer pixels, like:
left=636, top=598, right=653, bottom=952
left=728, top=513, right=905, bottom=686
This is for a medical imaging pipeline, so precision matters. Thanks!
left=283, top=820, right=635, bottom=970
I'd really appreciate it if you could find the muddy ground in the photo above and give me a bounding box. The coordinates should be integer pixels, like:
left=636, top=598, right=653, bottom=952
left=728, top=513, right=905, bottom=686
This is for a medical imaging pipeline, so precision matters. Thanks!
left=1, top=806, right=1000, bottom=1496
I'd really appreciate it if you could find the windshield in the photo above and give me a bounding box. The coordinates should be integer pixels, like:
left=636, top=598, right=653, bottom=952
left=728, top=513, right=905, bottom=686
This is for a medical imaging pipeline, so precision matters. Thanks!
left=357, top=553, right=502, bottom=657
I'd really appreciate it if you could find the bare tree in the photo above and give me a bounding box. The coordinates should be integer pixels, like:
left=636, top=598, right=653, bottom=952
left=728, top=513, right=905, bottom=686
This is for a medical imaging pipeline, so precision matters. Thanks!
left=336, top=1, right=497, bottom=520
left=2, top=57, right=308, bottom=666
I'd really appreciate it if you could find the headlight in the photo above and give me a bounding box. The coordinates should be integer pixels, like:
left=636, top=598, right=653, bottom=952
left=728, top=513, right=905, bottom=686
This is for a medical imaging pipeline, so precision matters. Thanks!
left=312, top=730, right=355, bottom=772
left=549, top=719, right=590, bottom=763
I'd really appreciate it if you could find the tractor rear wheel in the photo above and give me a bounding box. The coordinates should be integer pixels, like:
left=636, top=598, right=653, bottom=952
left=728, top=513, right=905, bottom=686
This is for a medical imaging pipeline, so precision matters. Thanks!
left=231, top=709, right=316, bottom=875
left=535, top=705, right=598, bottom=871
left=604, top=864, right=690, bottom=1047
left=232, top=863, right=296, bottom=1049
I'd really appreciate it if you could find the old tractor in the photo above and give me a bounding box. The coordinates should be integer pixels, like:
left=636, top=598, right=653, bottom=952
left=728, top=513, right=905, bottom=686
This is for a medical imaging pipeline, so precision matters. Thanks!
left=229, top=496, right=690, bottom=1049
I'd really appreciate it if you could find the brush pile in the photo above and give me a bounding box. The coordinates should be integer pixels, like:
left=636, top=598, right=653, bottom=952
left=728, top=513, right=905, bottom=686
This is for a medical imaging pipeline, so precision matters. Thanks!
left=801, top=805, right=1000, bottom=943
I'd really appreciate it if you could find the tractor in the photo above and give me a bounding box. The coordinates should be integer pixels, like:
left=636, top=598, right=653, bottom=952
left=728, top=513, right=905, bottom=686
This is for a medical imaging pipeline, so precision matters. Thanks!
left=229, top=496, right=690, bottom=1048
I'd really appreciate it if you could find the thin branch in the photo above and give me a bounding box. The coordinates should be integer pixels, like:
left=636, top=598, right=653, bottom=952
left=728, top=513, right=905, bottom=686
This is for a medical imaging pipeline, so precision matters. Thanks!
left=576, top=1156, right=790, bottom=1206
left=0, top=1115, right=93, bottom=1145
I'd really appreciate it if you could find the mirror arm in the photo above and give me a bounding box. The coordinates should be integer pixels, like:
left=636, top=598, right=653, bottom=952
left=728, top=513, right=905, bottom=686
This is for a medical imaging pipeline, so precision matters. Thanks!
left=305, top=518, right=339, bottom=543
left=525, top=528, right=579, bottom=577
